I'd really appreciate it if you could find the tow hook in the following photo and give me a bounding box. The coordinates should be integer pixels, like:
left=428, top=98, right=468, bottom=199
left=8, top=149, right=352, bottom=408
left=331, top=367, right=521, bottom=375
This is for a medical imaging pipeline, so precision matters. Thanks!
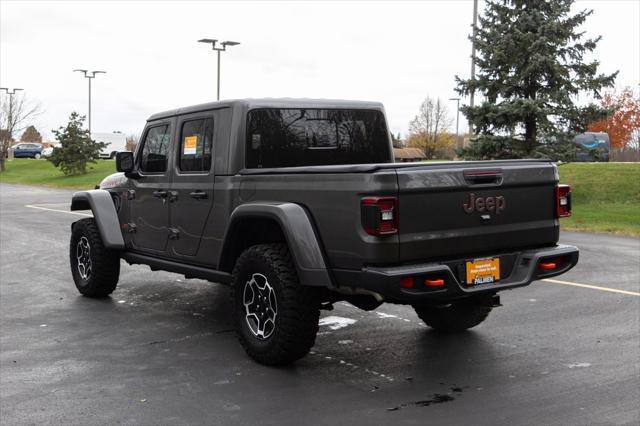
left=488, top=294, right=502, bottom=308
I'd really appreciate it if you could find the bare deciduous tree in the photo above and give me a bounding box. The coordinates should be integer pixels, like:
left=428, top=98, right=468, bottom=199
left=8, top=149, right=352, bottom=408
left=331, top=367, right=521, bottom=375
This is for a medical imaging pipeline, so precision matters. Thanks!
left=407, top=96, right=454, bottom=159
left=125, top=134, right=140, bottom=152
left=0, top=92, right=42, bottom=171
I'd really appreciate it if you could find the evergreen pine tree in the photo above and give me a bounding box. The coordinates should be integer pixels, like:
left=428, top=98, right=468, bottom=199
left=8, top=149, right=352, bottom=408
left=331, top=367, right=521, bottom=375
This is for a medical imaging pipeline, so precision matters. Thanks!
left=455, top=0, right=617, bottom=160
left=48, top=112, right=107, bottom=175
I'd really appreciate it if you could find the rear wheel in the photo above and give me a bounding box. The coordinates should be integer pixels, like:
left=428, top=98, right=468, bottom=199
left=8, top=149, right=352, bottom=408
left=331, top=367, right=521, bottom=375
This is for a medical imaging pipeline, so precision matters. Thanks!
left=70, top=218, right=120, bottom=297
left=414, top=301, right=491, bottom=333
left=34, top=153, right=41, bottom=159
left=231, top=243, right=320, bottom=365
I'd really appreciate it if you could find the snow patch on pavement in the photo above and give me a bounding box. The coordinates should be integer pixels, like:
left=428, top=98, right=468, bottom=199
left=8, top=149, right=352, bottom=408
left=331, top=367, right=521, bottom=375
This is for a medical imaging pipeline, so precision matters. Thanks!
left=319, top=316, right=357, bottom=330
left=376, top=312, right=400, bottom=319
left=567, top=362, right=591, bottom=369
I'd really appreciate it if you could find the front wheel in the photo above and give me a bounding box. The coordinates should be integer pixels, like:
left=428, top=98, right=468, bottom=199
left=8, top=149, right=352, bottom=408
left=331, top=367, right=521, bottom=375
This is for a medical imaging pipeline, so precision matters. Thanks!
left=231, top=243, right=320, bottom=365
left=414, top=300, right=491, bottom=333
left=34, top=153, right=41, bottom=159
left=70, top=218, right=120, bottom=297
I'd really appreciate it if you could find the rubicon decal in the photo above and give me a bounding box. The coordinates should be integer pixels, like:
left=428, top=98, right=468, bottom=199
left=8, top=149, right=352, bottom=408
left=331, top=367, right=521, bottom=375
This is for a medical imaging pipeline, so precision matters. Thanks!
left=463, top=193, right=506, bottom=214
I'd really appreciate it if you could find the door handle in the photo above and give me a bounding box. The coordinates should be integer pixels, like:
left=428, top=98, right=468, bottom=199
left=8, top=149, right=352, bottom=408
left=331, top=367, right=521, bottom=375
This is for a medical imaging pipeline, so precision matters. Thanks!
left=152, top=190, right=168, bottom=199
left=189, top=190, right=208, bottom=200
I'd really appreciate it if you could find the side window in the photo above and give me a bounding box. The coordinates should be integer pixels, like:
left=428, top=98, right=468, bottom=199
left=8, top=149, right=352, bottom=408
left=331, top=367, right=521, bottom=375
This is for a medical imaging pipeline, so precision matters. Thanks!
left=139, top=124, right=171, bottom=173
left=178, top=118, right=213, bottom=172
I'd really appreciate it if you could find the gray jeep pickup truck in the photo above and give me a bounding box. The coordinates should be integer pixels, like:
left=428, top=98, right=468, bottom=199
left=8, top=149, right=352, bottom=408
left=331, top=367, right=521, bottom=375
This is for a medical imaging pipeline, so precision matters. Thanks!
left=69, top=98, right=579, bottom=365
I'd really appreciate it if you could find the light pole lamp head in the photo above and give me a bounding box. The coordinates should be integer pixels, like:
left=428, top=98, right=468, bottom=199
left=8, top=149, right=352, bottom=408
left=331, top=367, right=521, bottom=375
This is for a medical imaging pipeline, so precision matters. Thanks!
left=74, top=69, right=89, bottom=76
left=92, top=71, right=106, bottom=77
left=198, top=38, right=218, bottom=49
left=1, top=87, right=23, bottom=94
left=221, top=41, right=240, bottom=47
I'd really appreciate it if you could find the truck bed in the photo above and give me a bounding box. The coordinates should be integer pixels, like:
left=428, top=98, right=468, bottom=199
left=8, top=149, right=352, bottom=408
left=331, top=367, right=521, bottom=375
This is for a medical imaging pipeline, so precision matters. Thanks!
left=231, top=159, right=559, bottom=272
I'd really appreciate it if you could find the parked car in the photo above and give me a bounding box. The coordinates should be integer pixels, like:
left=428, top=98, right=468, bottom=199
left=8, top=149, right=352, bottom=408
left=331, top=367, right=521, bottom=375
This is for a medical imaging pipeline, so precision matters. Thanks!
left=68, top=98, right=579, bottom=365
left=41, top=144, right=60, bottom=158
left=13, top=143, right=44, bottom=159
left=92, top=132, right=127, bottom=159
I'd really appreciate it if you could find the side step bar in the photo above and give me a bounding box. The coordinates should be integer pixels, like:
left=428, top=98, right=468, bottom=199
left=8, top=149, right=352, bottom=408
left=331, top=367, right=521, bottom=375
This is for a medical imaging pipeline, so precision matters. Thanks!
left=121, top=252, right=232, bottom=284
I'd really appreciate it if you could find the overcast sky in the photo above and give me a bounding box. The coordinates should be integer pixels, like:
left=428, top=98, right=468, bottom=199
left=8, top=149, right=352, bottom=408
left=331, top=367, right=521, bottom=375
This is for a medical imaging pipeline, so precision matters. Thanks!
left=1, top=0, right=638, bottom=141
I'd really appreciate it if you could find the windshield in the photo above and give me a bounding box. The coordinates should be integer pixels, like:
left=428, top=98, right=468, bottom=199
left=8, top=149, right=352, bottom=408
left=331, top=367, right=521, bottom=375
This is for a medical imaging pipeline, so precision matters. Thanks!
left=246, top=108, right=392, bottom=168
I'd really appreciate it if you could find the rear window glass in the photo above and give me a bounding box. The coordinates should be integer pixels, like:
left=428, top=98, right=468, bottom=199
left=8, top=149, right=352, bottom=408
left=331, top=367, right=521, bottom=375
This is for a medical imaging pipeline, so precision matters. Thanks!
left=246, top=108, right=391, bottom=168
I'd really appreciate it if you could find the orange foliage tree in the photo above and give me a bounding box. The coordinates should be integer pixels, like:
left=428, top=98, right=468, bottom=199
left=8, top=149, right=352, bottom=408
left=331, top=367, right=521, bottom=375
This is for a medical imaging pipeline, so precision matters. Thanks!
left=588, top=87, right=640, bottom=149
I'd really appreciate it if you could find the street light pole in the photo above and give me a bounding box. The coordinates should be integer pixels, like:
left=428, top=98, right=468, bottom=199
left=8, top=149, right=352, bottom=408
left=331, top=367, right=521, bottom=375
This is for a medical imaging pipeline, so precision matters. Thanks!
left=198, top=38, right=240, bottom=101
left=0, top=87, right=24, bottom=140
left=469, top=0, right=479, bottom=136
left=217, top=49, right=221, bottom=102
left=449, top=97, right=461, bottom=148
left=73, top=69, right=106, bottom=133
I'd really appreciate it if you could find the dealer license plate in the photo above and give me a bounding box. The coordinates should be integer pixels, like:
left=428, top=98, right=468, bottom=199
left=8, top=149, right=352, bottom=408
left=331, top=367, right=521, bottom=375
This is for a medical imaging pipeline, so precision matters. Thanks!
left=466, top=258, right=500, bottom=285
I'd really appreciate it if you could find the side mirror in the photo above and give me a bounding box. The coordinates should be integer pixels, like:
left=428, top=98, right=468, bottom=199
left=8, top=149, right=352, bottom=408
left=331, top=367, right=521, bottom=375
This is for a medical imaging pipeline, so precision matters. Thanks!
left=116, top=151, right=135, bottom=173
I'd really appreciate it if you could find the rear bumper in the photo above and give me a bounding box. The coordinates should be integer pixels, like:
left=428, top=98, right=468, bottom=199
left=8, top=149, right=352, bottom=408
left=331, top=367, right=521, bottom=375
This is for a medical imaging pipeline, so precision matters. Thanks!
left=332, top=244, right=579, bottom=304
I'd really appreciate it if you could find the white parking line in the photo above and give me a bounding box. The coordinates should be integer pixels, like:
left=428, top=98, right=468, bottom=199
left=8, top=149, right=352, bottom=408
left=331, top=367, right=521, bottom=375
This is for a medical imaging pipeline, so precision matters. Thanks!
left=542, top=278, right=640, bottom=297
left=24, top=204, right=92, bottom=217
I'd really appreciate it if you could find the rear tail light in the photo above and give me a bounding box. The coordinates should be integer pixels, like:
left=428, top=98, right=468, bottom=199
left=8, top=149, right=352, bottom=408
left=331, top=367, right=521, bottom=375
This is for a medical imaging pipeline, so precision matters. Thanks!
left=361, top=196, right=398, bottom=235
left=556, top=184, right=572, bottom=218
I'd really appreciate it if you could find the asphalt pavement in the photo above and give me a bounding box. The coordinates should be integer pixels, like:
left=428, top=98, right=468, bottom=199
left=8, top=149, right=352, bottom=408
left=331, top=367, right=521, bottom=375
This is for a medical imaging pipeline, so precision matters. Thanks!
left=1, top=183, right=638, bottom=425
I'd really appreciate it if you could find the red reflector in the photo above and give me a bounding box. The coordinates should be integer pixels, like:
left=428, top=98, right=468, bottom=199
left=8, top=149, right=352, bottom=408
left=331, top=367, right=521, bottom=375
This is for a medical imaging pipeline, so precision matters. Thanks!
left=424, top=278, right=445, bottom=287
left=400, top=277, right=414, bottom=289
left=539, top=262, right=557, bottom=270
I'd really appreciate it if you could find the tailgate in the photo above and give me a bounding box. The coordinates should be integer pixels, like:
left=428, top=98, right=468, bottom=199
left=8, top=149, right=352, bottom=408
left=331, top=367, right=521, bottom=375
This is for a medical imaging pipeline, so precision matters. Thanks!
left=396, top=161, right=558, bottom=262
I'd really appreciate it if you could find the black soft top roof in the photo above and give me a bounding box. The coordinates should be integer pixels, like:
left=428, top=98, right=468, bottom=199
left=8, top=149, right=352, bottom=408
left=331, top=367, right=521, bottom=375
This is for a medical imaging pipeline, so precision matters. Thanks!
left=147, top=98, right=385, bottom=121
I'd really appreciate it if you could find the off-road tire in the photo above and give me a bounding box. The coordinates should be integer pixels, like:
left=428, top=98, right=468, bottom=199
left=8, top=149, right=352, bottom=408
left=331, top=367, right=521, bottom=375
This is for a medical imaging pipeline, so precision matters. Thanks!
left=414, top=301, right=491, bottom=333
left=231, top=243, right=320, bottom=365
left=70, top=218, right=120, bottom=297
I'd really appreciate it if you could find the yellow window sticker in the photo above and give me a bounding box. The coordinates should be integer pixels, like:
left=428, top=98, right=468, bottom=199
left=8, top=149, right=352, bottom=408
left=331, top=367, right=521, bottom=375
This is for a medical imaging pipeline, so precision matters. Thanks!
left=183, top=135, right=198, bottom=155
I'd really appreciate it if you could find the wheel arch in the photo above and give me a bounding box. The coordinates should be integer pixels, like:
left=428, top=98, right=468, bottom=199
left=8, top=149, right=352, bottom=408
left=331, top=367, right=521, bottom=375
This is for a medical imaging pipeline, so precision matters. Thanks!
left=70, top=190, right=125, bottom=250
left=219, top=202, right=333, bottom=287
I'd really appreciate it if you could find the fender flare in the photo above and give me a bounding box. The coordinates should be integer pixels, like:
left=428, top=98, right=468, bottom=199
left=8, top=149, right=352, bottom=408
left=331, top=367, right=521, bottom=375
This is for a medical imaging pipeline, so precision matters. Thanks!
left=71, top=190, right=125, bottom=250
left=220, top=202, right=333, bottom=287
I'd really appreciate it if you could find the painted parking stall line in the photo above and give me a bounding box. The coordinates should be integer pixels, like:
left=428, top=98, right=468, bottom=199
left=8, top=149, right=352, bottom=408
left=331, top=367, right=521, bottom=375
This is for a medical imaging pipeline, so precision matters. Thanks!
left=25, top=204, right=92, bottom=217
left=542, top=278, right=640, bottom=297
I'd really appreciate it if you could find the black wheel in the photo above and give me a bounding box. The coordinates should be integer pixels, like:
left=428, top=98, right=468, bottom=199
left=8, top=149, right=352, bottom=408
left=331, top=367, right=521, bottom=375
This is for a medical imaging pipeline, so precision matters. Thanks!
left=231, top=243, right=320, bottom=365
left=413, top=300, right=491, bottom=333
left=70, top=218, right=120, bottom=297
